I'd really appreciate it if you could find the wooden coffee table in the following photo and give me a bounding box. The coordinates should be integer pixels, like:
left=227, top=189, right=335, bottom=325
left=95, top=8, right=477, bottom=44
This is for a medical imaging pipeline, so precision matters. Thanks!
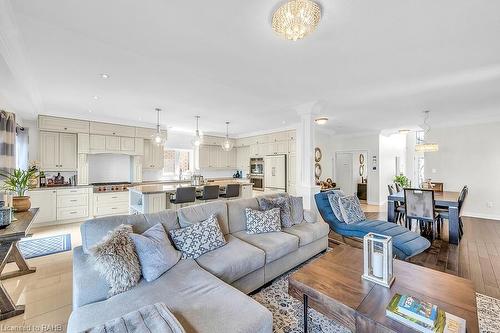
left=289, top=245, right=478, bottom=333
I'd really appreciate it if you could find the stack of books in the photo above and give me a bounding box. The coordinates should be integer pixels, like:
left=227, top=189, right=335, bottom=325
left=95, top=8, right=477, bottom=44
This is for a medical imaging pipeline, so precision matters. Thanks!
left=386, top=294, right=466, bottom=333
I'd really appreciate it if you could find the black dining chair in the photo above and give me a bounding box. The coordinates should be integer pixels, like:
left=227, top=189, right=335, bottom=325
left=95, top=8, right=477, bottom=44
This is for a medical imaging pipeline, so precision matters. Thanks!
left=437, top=185, right=468, bottom=239
left=170, top=186, right=196, bottom=209
left=220, top=184, right=240, bottom=199
left=197, top=185, right=220, bottom=202
left=404, top=188, right=440, bottom=240
left=394, top=183, right=403, bottom=193
left=388, top=185, right=405, bottom=224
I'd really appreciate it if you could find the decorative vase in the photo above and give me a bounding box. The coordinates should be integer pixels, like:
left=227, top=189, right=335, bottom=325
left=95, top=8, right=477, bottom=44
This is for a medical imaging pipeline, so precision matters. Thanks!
left=12, top=196, right=31, bottom=212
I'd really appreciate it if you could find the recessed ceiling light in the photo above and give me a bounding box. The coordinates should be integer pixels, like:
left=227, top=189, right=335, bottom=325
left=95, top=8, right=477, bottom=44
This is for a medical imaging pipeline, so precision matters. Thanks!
left=88, top=109, right=92, bottom=113
left=314, top=117, right=328, bottom=125
left=100, top=73, right=110, bottom=79
left=93, top=95, right=99, bottom=100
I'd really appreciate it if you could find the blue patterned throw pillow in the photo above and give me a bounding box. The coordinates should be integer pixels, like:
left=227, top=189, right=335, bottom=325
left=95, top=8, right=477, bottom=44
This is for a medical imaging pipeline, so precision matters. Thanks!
left=245, top=208, right=281, bottom=234
left=327, top=190, right=346, bottom=222
left=338, top=195, right=366, bottom=224
left=289, top=196, right=304, bottom=225
left=169, top=214, right=226, bottom=259
left=258, top=196, right=293, bottom=227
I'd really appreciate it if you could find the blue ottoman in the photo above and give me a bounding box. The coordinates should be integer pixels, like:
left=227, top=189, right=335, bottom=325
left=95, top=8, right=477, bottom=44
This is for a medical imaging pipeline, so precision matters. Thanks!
left=315, top=191, right=430, bottom=260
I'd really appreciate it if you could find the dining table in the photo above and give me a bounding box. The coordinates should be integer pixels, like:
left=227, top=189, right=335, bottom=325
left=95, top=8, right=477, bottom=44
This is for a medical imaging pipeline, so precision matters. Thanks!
left=387, top=190, right=461, bottom=245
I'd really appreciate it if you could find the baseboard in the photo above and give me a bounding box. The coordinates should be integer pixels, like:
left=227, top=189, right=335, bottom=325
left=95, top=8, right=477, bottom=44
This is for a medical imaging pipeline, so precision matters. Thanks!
left=463, top=212, right=500, bottom=221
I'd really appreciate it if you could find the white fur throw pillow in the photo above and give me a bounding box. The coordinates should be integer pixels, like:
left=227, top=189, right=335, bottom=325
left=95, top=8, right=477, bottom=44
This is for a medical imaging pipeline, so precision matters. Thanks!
left=89, top=224, right=141, bottom=297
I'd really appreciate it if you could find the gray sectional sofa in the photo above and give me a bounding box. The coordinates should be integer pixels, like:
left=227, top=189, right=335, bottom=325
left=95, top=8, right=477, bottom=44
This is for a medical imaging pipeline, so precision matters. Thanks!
left=68, top=195, right=329, bottom=333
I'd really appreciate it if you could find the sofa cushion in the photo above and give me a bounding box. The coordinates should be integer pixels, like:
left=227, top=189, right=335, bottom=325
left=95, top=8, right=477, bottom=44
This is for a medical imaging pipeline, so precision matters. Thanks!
left=257, top=196, right=293, bottom=228
left=89, top=224, right=141, bottom=297
left=169, top=214, right=227, bottom=259
left=195, top=235, right=265, bottom=284
left=227, top=198, right=260, bottom=233
left=232, top=230, right=299, bottom=263
left=283, top=221, right=330, bottom=246
left=67, top=260, right=273, bottom=333
left=130, top=224, right=181, bottom=282
left=144, top=210, right=181, bottom=233
left=177, top=201, right=229, bottom=235
left=245, top=207, right=281, bottom=234
left=289, top=196, right=304, bottom=225
left=338, top=195, right=366, bottom=224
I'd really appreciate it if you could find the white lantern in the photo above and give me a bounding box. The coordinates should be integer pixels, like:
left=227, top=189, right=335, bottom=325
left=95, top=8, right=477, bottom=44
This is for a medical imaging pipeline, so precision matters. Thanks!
left=362, top=233, right=395, bottom=288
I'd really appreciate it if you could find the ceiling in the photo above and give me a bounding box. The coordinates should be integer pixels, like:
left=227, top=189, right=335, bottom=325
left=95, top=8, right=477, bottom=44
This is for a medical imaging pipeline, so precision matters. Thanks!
left=1, top=0, right=499, bottom=136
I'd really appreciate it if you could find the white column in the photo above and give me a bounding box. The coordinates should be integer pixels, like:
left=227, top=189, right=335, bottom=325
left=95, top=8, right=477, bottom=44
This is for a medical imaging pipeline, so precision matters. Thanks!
left=295, top=102, right=321, bottom=210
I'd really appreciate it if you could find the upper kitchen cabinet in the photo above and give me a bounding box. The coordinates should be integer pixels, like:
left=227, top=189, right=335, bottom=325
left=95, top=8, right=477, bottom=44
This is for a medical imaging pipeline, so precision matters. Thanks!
left=105, top=136, right=121, bottom=151
left=143, top=139, right=164, bottom=169
left=90, top=122, right=135, bottom=137
left=135, top=127, right=157, bottom=139
left=38, top=115, right=89, bottom=133
left=40, top=131, right=77, bottom=171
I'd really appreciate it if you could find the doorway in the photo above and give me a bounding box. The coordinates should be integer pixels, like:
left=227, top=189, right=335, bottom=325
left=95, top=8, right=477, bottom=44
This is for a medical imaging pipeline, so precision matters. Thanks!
left=335, top=152, right=354, bottom=195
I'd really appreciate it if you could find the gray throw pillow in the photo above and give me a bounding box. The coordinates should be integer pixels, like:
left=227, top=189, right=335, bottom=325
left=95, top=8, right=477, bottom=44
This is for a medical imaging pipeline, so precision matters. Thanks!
left=338, top=195, right=366, bottom=224
left=258, top=196, right=293, bottom=227
left=89, top=224, right=141, bottom=297
left=289, top=196, right=304, bottom=225
left=245, top=207, right=281, bottom=234
left=169, top=214, right=226, bottom=259
left=327, top=189, right=346, bottom=222
left=129, top=223, right=181, bottom=282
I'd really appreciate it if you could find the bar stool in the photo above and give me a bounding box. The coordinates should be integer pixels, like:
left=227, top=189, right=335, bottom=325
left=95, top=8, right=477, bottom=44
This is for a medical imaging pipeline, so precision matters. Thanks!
left=220, top=184, right=240, bottom=200
left=170, top=186, right=196, bottom=209
left=197, top=185, right=220, bottom=202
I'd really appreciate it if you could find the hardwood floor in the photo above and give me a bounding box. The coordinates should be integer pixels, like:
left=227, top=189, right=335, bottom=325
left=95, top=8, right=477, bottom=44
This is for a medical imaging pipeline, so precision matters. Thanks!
left=0, top=204, right=499, bottom=331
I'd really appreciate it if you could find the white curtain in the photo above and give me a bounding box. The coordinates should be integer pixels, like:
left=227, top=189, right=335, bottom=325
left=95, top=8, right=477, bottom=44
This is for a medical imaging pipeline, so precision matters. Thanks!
left=0, top=110, right=16, bottom=174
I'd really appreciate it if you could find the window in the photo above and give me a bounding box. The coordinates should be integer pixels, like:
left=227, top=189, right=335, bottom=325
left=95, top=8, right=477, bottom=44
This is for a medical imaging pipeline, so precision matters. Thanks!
left=416, top=130, right=425, bottom=144
left=163, top=149, right=193, bottom=178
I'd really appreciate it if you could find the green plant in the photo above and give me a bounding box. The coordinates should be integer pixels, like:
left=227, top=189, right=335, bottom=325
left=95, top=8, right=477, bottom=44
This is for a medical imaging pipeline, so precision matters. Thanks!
left=394, top=174, right=410, bottom=188
left=0, top=168, right=37, bottom=196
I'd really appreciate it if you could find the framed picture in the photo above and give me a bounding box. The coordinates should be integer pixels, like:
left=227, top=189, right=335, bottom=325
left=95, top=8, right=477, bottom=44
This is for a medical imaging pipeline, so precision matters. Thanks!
left=359, top=153, right=365, bottom=165
left=314, top=163, right=322, bottom=179
left=314, top=147, right=322, bottom=162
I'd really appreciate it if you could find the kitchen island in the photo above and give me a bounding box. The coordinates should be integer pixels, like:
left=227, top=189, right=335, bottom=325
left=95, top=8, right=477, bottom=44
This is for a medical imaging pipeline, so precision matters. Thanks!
left=129, top=180, right=253, bottom=214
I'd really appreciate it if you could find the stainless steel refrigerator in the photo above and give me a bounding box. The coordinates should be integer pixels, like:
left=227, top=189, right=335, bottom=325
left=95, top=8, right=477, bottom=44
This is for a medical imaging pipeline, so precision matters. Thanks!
left=264, top=154, right=287, bottom=192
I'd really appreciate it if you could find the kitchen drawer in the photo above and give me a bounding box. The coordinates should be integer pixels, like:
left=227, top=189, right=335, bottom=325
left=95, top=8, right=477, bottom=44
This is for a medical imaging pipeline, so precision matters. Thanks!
left=95, top=203, right=129, bottom=216
left=95, top=192, right=129, bottom=204
left=57, top=206, right=89, bottom=221
left=57, top=187, right=89, bottom=196
left=57, top=194, right=88, bottom=208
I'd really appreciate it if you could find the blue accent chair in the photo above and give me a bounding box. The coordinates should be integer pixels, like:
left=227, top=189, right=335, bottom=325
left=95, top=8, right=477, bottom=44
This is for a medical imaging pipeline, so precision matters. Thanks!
left=315, top=191, right=431, bottom=260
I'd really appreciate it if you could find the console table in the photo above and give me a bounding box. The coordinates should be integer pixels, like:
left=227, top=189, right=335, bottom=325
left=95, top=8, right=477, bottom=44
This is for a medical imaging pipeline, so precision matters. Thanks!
left=289, top=245, right=478, bottom=333
left=0, top=208, right=38, bottom=320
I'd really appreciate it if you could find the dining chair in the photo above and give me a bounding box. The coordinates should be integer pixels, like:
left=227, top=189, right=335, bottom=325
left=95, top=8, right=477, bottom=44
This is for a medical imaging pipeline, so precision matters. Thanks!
left=388, top=185, right=405, bottom=225
left=220, top=184, right=240, bottom=199
left=437, top=185, right=468, bottom=239
left=170, top=186, right=196, bottom=209
left=404, top=188, right=439, bottom=240
left=395, top=183, right=403, bottom=193
left=197, top=185, right=220, bottom=202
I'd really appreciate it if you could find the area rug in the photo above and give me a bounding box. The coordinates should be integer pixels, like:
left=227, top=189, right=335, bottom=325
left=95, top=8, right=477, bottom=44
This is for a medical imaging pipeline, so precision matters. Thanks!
left=251, top=254, right=500, bottom=333
left=18, top=234, right=72, bottom=259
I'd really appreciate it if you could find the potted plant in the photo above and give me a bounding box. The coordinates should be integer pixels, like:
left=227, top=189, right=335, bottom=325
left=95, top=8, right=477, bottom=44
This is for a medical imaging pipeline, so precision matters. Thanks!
left=393, top=174, right=411, bottom=189
left=0, top=168, right=37, bottom=212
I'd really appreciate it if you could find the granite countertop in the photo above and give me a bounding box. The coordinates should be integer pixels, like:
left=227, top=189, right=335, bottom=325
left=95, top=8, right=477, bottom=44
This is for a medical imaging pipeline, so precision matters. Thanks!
left=129, top=180, right=253, bottom=195
left=29, top=185, right=93, bottom=191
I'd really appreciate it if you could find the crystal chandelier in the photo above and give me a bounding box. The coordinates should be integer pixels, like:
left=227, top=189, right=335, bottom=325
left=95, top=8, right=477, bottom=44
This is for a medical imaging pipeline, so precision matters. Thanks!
left=415, top=111, right=439, bottom=153
left=192, top=115, right=202, bottom=147
left=221, top=121, right=234, bottom=152
left=272, top=0, right=321, bottom=41
left=151, top=108, right=167, bottom=147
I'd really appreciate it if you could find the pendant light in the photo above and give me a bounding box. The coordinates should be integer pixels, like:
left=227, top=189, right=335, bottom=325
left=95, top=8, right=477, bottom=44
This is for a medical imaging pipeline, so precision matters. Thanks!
left=221, top=121, right=234, bottom=152
left=192, top=115, right=202, bottom=147
left=415, top=110, right=439, bottom=153
left=151, top=108, right=167, bottom=147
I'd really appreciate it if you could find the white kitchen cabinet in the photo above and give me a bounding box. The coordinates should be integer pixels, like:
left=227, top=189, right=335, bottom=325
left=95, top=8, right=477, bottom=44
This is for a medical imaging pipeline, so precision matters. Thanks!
left=94, top=192, right=129, bottom=217
left=38, top=115, right=89, bottom=133
left=105, top=136, right=120, bottom=151
left=77, top=154, right=89, bottom=185
left=135, top=127, right=157, bottom=139
left=90, top=122, right=135, bottom=137
left=288, top=130, right=296, bottom=141
left=40, top=131, right=77, bottom=171
left=131, top=156, right=143, bottom=182
left=268, top=141, right=288, bottom=155
left=90, top=134, right=106, bottom=151
left=236, top=146, right=250, bottom=172
left=209, top=146, right=220, bottom=168
left=288, top=140, right=296, bottom=153
left=249, top=144, right=259, bottom=157
left=29, top=190, right=57, bottom=224
left=120, top=137, right=135, bottom=152
left=77, top=133, right=89, bottom=153
left=198, top=145, right=210, bottom=169
left=287, top=152, right=296, bottom=195
left=134, top=138, right=144, bottom=155
left=143, top=139, right=164, bottom=169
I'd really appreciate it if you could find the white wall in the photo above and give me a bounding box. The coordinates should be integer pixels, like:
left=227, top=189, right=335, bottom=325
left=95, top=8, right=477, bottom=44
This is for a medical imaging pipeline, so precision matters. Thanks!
left=379, top=133, right=406, bottom=203
left=331, top=133, right=381, bottom=204
left=425, top=122, right=500, bottom=219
